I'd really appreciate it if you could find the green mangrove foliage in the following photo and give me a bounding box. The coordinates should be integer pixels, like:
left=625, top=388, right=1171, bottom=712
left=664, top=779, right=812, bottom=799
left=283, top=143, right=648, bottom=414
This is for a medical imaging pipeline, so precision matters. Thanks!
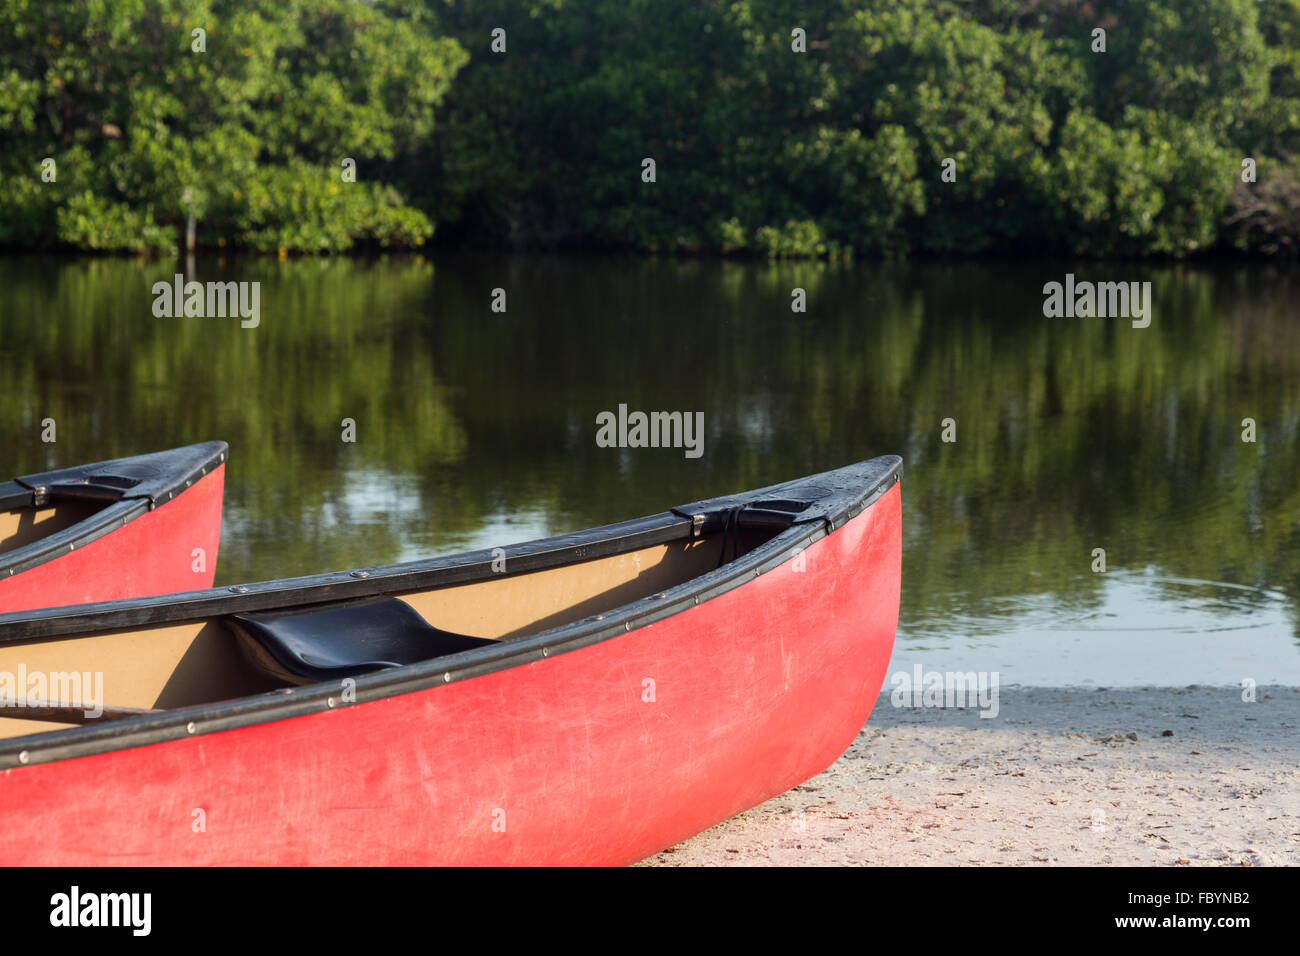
left=433, top=0, right=1300, bottom=257
left=3, top=0, right=1300, bottom=256
left=0, top=0, right=465, bottom=253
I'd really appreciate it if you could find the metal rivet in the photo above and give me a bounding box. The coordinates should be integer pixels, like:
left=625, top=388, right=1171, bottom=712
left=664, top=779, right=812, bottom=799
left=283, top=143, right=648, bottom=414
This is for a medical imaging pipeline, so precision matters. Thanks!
left=443, top=672, right=451, bottom=683
left=186, top=722, right=197, bottom=735
left=229, top=585, right=248, bottom=593
left=541, top=647, right=550, bottom=657
left=17, top=751, right=29, bottom=765
left=327, top=697, right=336, bottom=708
left=350, top=570, right=369, bottom=579
left=624, top=622, right=631, bottom=631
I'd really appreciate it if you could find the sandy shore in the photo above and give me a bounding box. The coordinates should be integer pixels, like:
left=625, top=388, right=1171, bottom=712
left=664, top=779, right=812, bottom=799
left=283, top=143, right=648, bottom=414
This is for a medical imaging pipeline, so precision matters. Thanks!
left=640, top=685, right=1300, bottom=866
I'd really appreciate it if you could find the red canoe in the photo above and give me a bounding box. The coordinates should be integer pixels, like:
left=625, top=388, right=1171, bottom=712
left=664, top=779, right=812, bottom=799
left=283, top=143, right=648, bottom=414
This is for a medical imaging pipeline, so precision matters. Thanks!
left=0, top=455, right=901, bottom=865
left=0, top=442, right=227, bottom=613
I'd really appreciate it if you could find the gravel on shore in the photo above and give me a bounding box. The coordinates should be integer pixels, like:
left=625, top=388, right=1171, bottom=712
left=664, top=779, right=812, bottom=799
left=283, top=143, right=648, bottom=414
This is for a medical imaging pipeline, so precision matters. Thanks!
left=639, top=685, right=1300, bottom=866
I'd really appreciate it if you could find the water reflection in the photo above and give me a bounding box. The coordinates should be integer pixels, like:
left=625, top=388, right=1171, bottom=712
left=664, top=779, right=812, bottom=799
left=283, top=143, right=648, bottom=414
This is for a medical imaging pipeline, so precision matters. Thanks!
left=0, top=253, right=1296, bottom=683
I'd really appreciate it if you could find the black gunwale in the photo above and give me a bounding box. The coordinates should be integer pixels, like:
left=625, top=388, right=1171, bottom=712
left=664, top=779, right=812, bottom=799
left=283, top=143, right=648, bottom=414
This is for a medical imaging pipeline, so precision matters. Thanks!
left=0, top=455, right=902, bottom=769
left=0, top=442, right=228, bottom=578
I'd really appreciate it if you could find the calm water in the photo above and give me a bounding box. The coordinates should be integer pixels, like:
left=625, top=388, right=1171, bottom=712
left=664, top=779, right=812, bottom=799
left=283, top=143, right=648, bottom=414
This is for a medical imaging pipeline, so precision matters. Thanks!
left=1, top=254, right=1297, bottom=686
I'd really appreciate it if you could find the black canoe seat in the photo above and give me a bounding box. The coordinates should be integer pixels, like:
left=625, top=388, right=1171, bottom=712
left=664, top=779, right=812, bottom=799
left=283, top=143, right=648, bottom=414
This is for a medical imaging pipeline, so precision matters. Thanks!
left=225, top=597, right=498, bottom=686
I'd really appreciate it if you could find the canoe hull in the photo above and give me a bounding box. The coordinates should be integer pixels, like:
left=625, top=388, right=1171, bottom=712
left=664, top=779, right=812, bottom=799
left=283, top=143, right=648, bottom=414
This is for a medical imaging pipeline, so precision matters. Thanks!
left=0, top=479, right=898, bottom=865
left=0, top=464, right=225, bottom=615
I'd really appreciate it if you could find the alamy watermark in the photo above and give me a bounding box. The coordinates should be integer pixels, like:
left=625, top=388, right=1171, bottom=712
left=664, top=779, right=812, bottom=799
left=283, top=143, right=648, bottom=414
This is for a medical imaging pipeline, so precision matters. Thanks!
left=152, top=273, right=260, bottom=328
left=595, top=403, right=704, bottom=459
left=1042, top=274, right=1151, bottom=328
left=50, top=886, right=150, bottom=936
left=889, top=665, right=1000, bottom=718
left=0, top=666, right=104, bottom=718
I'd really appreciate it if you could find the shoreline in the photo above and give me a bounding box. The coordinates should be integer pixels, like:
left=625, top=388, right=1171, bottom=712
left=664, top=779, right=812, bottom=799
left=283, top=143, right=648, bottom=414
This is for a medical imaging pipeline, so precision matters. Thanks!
left=640, top=685, right=1300, bottom=866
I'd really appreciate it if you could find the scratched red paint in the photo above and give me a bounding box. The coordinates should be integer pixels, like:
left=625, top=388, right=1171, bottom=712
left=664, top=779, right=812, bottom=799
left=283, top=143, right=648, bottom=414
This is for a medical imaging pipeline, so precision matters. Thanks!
left=0, top=478, right=899, bottom=865
left=0, top=465, right=225, bottom=613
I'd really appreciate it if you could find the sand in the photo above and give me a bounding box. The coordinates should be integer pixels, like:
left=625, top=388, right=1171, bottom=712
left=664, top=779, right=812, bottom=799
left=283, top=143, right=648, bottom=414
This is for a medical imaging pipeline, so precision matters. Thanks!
left=639, top=685, right=1300, bottom=866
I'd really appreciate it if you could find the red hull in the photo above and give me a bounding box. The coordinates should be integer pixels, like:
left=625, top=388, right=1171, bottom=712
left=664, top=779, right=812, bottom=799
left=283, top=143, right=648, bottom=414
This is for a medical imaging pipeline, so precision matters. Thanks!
left=0, top=465, right=225, bottom=614
left=0, top=481, right=898, bottom=865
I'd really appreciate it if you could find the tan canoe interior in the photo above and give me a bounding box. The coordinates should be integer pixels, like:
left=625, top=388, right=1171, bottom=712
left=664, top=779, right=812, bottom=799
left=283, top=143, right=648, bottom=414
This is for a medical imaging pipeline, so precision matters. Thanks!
left=0, top=501, right=109, bottom=557
left=0, top=527, right=776, bottom=739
